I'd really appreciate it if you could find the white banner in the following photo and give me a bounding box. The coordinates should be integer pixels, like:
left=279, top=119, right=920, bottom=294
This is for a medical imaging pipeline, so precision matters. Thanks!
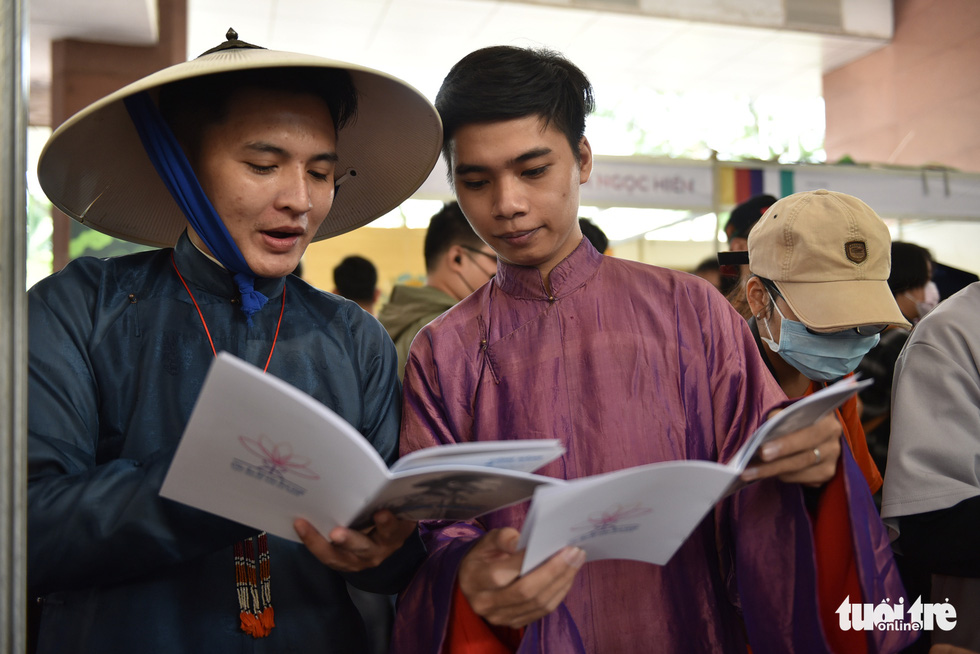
left=412, top=154, right=980, bottom=221
left=582, top=158, right=713, bottom=209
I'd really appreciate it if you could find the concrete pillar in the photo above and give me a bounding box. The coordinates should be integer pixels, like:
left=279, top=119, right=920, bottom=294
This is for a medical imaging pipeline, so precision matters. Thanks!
left=0, top=0, right=28, bottom=649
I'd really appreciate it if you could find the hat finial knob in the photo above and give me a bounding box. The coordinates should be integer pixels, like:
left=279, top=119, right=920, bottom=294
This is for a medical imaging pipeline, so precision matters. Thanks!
left=198, top=28, right=264, bottom=57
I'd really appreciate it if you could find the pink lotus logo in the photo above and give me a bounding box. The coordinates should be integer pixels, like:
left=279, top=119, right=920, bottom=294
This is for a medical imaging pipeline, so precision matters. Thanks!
left=568, top=503, right=653, bottom=544
left=238, top=435, right=320, bottom=481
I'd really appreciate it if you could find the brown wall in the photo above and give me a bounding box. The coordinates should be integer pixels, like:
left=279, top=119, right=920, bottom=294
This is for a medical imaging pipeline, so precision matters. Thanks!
left=823, top=0, right=980, bottom=173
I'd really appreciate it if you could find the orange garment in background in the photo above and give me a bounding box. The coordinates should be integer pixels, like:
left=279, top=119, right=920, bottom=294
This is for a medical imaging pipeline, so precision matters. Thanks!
left=814, top=459, right=869, bottom=654
left=444, top=584, right=524, bottom=654
left=805, top=377, right=879, bottom=654
left=806, top=378, right=883, bottom=494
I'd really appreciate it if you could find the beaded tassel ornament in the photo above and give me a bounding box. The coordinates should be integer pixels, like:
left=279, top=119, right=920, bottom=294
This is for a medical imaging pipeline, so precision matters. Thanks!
left=234, top=533, right=275, bottom=637
left=171, top=255, right=283, bottom=638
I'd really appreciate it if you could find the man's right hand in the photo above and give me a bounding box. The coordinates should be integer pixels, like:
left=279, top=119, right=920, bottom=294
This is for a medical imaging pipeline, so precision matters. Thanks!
left=458, top=527, right=586, bottom=629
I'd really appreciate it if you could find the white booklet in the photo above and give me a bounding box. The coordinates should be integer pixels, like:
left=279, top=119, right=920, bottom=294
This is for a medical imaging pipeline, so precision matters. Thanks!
left=517, top=376, right=872, bottom=574
left=160, top=352, right=563, bottom=541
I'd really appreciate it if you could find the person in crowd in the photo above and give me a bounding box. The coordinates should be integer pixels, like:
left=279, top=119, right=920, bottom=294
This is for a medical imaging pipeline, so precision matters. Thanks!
left=378, top=201, right=496, bottom=379
left=882, top=282, right=980, bottom=654
left=27, top=30, right=442, bottom=653
left=297, top=239, right=412, bottom=654
left=857, top=241, right=935, bottom=476
left=720, top=193, right=777, bottom=306
left=890, top=242, right=939, bottom=326
left=578, top=217, right=608, bottom=254
left=333, top=254, right=382, bottom=315
left=734, top=189, right=911, bottom=496
left=692, top=255, right=723, bottom=291
left=390, top=45, right=911, bottom=654
left=333, top=256, right=407, bottom=654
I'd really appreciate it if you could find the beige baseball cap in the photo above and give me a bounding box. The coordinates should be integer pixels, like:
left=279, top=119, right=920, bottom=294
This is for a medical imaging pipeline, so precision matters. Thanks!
left=747, top=189, right=911, bottom=332
left=38, top=30, right=442, bottom=248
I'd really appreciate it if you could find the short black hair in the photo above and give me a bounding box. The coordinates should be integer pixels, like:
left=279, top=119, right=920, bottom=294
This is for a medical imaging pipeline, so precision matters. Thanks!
left=888, top=241, right=933, bottom=295
left=435, top=46, right=594, bottom=169
left=579, top=218, right=608, bottom=253
left=333, top=255, right=377, bottom=303
left=423, top=202, right=484, bottom=272
left=725, top=194, right=777, bottom=241
left=158, top=67, right=358, bottom=164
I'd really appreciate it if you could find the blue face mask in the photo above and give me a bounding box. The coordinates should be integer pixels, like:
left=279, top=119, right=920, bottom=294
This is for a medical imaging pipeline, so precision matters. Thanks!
left=760, top=302, right=880, bottom=382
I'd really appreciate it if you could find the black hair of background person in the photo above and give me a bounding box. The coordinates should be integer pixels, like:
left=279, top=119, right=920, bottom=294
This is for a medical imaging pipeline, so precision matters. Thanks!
left=579, top=218, right=608, bottom=254
left=932, top=261, right=979, bottom=300
left=333, top=255, right=378, bottom=303
left=423, top=202, right=486, bottom=272
left=887, top=242, right=933, bottom=295
left=724, top=194, right=777, bottom=241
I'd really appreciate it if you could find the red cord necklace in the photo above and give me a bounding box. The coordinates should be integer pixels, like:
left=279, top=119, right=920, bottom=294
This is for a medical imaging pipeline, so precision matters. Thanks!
left=170, top=252, right=285, bottom=371
left=171, top=251, right=282, bottom=637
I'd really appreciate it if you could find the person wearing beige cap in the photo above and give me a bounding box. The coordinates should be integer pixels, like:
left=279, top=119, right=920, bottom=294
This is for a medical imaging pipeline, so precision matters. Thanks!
left=27, top=30, right=441, bottom=654
left=741, top=189, right=910, bottom=484
left=735, top=189, right=911, bottom=651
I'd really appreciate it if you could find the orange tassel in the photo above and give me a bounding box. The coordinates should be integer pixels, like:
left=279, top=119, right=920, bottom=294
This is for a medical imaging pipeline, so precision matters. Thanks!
left=259, top=607, right=275, bottom=633
left=239, top=608, right=275, bottom=638
left=240, top=612, right=261, bottom=638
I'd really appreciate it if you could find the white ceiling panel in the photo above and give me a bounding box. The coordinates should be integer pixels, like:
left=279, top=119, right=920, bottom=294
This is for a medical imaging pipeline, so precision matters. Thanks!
left=28, top=0, right=890, bottom=121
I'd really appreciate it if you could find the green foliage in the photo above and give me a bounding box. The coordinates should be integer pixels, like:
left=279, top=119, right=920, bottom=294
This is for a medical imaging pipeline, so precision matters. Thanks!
left=24, top=189, right=152, bottom=289
left=69, top=224, right=153, bottom=260
left=26, top=192, right=53, bottom=288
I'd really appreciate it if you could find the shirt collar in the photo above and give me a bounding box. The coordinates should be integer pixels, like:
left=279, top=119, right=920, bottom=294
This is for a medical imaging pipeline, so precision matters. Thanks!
left=172, top=231, right=285, bottom=301
left=493, top=236, right=602, bottom=300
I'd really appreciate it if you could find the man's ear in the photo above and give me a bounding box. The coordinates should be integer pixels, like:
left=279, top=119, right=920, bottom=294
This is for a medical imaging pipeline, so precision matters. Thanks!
left=745, top=276, right=769, bottom=320
left=446, top=245, right=465, bottom=271
left=578, top=136, right=593, bottom=185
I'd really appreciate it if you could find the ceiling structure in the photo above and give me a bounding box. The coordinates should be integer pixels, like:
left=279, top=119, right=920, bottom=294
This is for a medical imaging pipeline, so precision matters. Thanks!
left=25, top=0, right=905, bottom=253
left=28, top=0, right=892, bottom=117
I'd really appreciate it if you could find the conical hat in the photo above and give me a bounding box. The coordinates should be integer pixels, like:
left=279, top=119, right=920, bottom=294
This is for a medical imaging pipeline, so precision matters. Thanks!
left=38, top=32, right=442, bottom=247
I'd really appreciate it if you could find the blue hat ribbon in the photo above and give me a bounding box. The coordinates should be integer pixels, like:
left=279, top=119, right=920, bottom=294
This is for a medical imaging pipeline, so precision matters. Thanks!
left=123, top=91, right=268, bottom=325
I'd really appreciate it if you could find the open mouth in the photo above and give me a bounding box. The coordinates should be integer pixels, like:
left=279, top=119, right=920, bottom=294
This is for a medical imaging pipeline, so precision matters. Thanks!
left=264, top=230, right=299, bottom=239
left=261, top=230, right=303, bottom=250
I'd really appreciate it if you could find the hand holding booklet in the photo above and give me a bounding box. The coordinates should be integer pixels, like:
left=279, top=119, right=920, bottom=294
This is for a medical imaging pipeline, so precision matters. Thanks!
left=516, top=376, right=871, bottom=574
left=160, top=352, right=563, bottom=541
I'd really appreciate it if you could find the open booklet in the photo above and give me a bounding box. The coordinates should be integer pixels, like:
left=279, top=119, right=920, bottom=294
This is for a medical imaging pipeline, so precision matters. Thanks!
left=160, top=352, right=563, bottom=541
left=517, top=376, right=872, bottom=574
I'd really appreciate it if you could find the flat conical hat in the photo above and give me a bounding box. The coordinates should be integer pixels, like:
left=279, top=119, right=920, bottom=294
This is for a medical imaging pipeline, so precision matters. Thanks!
left=38, top=40, right=442, bottom=247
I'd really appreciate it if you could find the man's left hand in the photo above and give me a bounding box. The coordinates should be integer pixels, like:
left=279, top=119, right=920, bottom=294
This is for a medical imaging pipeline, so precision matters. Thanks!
left=741, top=412, right=841, bottom=486
left=294, top=510, right=417, bottom=572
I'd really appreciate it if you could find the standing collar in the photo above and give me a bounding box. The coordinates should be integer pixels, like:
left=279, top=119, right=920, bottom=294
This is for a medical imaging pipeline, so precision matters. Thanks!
left=172, top=231, right=285, bottom=300
left=493, top=236, right=602, bottom=300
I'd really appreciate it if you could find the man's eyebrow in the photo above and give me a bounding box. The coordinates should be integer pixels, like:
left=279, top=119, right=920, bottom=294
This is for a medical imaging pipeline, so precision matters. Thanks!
left=454, top=147, right=553, bottom=176
left=512, top=147, right=552, bottom=164
left=244, top=142, right=339, bottom=163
